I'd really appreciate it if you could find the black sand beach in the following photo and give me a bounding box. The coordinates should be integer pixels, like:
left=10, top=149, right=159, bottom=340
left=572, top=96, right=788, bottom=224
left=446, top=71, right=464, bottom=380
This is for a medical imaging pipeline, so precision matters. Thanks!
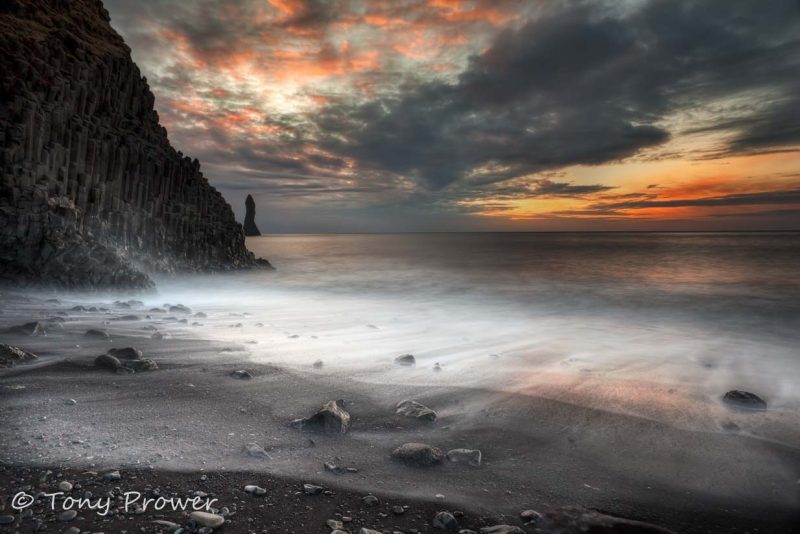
left=1, top=291, right=799, bottom=533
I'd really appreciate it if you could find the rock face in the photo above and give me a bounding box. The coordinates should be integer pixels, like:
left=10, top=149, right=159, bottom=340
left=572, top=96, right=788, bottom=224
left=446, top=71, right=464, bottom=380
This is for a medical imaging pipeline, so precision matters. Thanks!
left=0, top=0, right=270, bottom=289
left=243, top=194, right=261, bottom=236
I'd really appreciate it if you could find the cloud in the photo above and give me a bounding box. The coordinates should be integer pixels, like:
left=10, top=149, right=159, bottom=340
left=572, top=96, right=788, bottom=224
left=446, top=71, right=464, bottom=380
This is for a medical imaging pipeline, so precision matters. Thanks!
left=101, top=0, right=800, bottom=230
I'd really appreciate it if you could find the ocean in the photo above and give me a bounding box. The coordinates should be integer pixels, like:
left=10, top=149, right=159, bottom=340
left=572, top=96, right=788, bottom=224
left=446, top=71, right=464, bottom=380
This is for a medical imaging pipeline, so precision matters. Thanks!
left=151, top=232, right=800, bottom=437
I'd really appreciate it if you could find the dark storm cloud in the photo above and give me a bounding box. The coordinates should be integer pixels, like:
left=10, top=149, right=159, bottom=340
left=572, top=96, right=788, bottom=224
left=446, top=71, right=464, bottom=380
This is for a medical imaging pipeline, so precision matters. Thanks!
left=310, top=0, right=800, bottom=189
left=595, top=188, right=800, bottom=210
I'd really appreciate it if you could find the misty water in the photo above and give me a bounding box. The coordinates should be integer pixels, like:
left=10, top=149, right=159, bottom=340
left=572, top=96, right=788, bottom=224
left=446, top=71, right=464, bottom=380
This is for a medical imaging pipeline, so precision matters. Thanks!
left=149, top=232, right=800, bottom=441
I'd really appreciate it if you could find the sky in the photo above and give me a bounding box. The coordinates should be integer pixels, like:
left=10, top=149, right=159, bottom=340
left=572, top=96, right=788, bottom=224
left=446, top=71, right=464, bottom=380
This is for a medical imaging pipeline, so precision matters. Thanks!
left=103, top=0, right=800, bottom=232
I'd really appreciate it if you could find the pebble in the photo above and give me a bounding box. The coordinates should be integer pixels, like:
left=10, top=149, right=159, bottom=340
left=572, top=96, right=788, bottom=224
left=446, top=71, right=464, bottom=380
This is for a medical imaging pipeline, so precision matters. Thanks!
left=327, top=519, right=344, bottom=530
left=446, top=448, right=482, bottom=467
left=303, top=483, right=324, bottom=495
left=244, top=485, right=267, bottom=495
left=479, top=526, right=525, bottom=533
left=392, top=505, right=405, bottom=515
left=391, top=442, right=445, bottom=467
left=190, top=511, right=225, bottom=528
left=520, top=509, right=543, bottom=523
left=394, top=354, right=416, bottom=366
left=102, top=470, right=121, bottom=481
left=362, top=494, right=379, bottom=506
left=65, top=398, right=77, bottom=405
left=58, top=480, right=73, bottom=491
left=230, top=370, right=253, bottom=379
left=63, top=527, right=80, bottom=534
left=57, top=510, right=77, bottom=521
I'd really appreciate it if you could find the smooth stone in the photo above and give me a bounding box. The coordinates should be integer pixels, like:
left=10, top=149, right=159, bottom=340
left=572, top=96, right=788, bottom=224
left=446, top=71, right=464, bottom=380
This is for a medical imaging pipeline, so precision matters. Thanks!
left=95, top=353, right=121, bottom=370
left=362, top=494, right=379, bottom=506
left=392, top=505, right=405, bottom=515
left=722, top=390, right=767, bottom=410
left=230, top=369, right=253, bottom=379
left=102, top=470, right=121, bottom=481
left=446, top=448, right=482, bottom=466
left=170, top=304, right=191, bottom=314
left=244, top=484, right=267, bottom=495
left=108, top=347, right=142, bottom=360
left=394, top=354, right=416, bottom=366
left=396, top=399, right=437, bottom=422
left=327, top=519, right=344, bottom=530
left=58, top=480, right=73, bottom=491
left=392, top=442, right=445, bottom=467
left=126, top=358, right=157, bottom=371
left=324, top=462, right=345, bottom=475
left=312, top=359, right=324, bottom=368
left=433, top=511, right=459, bottom=530
left=190, top=511, right=224, bottom=528
left=358, top=529, right=382, bottom=534
left=84, top=329, right=110, bottom=340
left=57, top=510, right=77, bottom=521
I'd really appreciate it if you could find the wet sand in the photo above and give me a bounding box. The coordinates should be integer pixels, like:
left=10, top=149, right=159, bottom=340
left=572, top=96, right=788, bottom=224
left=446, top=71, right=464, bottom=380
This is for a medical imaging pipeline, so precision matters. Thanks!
left=1, top=292, right=799, bottom=533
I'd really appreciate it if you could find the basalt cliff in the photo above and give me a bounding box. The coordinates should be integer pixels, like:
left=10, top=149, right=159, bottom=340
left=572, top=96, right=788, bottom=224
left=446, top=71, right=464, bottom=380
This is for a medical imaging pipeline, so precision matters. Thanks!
left=0, top=0, right=270, bottom=289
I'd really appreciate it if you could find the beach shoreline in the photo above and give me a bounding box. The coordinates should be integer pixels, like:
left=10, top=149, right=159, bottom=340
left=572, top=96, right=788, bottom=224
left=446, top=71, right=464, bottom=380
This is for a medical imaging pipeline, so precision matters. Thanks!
left=1, top=290, right=799, bottom=532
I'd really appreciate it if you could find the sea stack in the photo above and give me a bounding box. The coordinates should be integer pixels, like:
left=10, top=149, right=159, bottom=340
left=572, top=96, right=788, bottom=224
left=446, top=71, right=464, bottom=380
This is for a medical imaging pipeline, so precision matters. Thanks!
left=243, top=194, right=261, bottom=236
left=0, top=0, right=269, bottom=289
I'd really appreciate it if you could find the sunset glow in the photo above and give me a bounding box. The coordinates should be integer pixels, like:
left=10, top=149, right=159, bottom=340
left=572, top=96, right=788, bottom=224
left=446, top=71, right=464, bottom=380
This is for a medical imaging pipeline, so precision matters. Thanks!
left=105, top=0, right=800, bottom=231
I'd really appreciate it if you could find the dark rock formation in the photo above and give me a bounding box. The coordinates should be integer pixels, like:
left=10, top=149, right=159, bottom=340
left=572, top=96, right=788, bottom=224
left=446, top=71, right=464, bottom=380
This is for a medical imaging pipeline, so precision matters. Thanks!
left=0, top=0, right=270, bottom=289
left=243, top=194, right=261, bottom=236
left=391, top=442, right=444, bottom=467
left=290, top=400, right=351, bottom=434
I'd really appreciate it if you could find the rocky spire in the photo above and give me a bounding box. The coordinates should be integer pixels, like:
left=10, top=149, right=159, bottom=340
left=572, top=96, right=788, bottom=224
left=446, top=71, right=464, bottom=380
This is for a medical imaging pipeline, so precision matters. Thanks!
left=0, top=0, right=271, bottom=288
left=243, top=194, right=261, bottom=236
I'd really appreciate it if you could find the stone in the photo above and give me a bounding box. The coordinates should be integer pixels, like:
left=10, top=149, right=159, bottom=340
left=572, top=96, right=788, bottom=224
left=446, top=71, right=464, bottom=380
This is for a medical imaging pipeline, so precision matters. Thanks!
left=244, top=485, right=266, bottom=495
left=433, top=362, right=442, bottom=371
left=58, top=480, right=73, bottom=491
left=446, top=448, right=482, bottom=466
left=722, top=390, right=767, bottom=410
left=392, top=505, right=405, bottom=515
left=313, top=359, right=324, bottom=368
left=108, top=347, right=142, bottom=360
left=479, top=527, right=525, bottom=534
left=9, top=321, right=47, bottom=336
left=520, top=509, right=542, bottom=523
left=0, top=344, right=38, bottom=368
left=84, top=329, right=110, bottom=340
left=391, top=443, right=445, bottom=467
left=303, top=483, right=324, bottom=495
left=243, top=194, right=261, bottom=236
left=362, top=494, right=379, bottom=506
left=394, top=354, right=416, bottom=366
left=190, top=511, right=225, bottom=528
left=102, top=470, right=121, bottom=481
left=244, top=442, right=272, bottom=459
left=324, top=462, right=345, bottom=475
left=291, top=400, right=351, bottom=434
left=151, top=331, right=165, bottom=340
left=95, top=353, right=122, bottom=370
left=358, top=529, right=382, bottom=534
left=396, top=399, right=437, bottom=422
left=230, top=370, right=253, bottom=379
left=170, top=304, right=191, bottom=314
left=57, top=510, right=77, bottom=521
left=327, top=519, right=344, bottom=530
left=432, top=511, right=459, bottom=531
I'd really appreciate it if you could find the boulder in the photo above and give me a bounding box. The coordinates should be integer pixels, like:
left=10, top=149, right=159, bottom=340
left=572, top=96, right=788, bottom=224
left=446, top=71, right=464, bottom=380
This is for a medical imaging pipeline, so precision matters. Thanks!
left=391, top=443, right=444, bottom=467
left=126, top=358, right=158, bottom=372
left=170, top=304, right=191, bottom=314
left=396, top=399, right=437, bottom=422
left=0, top=344, right=38, bottom=368
left=291, top=400, right=351, bottom=434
